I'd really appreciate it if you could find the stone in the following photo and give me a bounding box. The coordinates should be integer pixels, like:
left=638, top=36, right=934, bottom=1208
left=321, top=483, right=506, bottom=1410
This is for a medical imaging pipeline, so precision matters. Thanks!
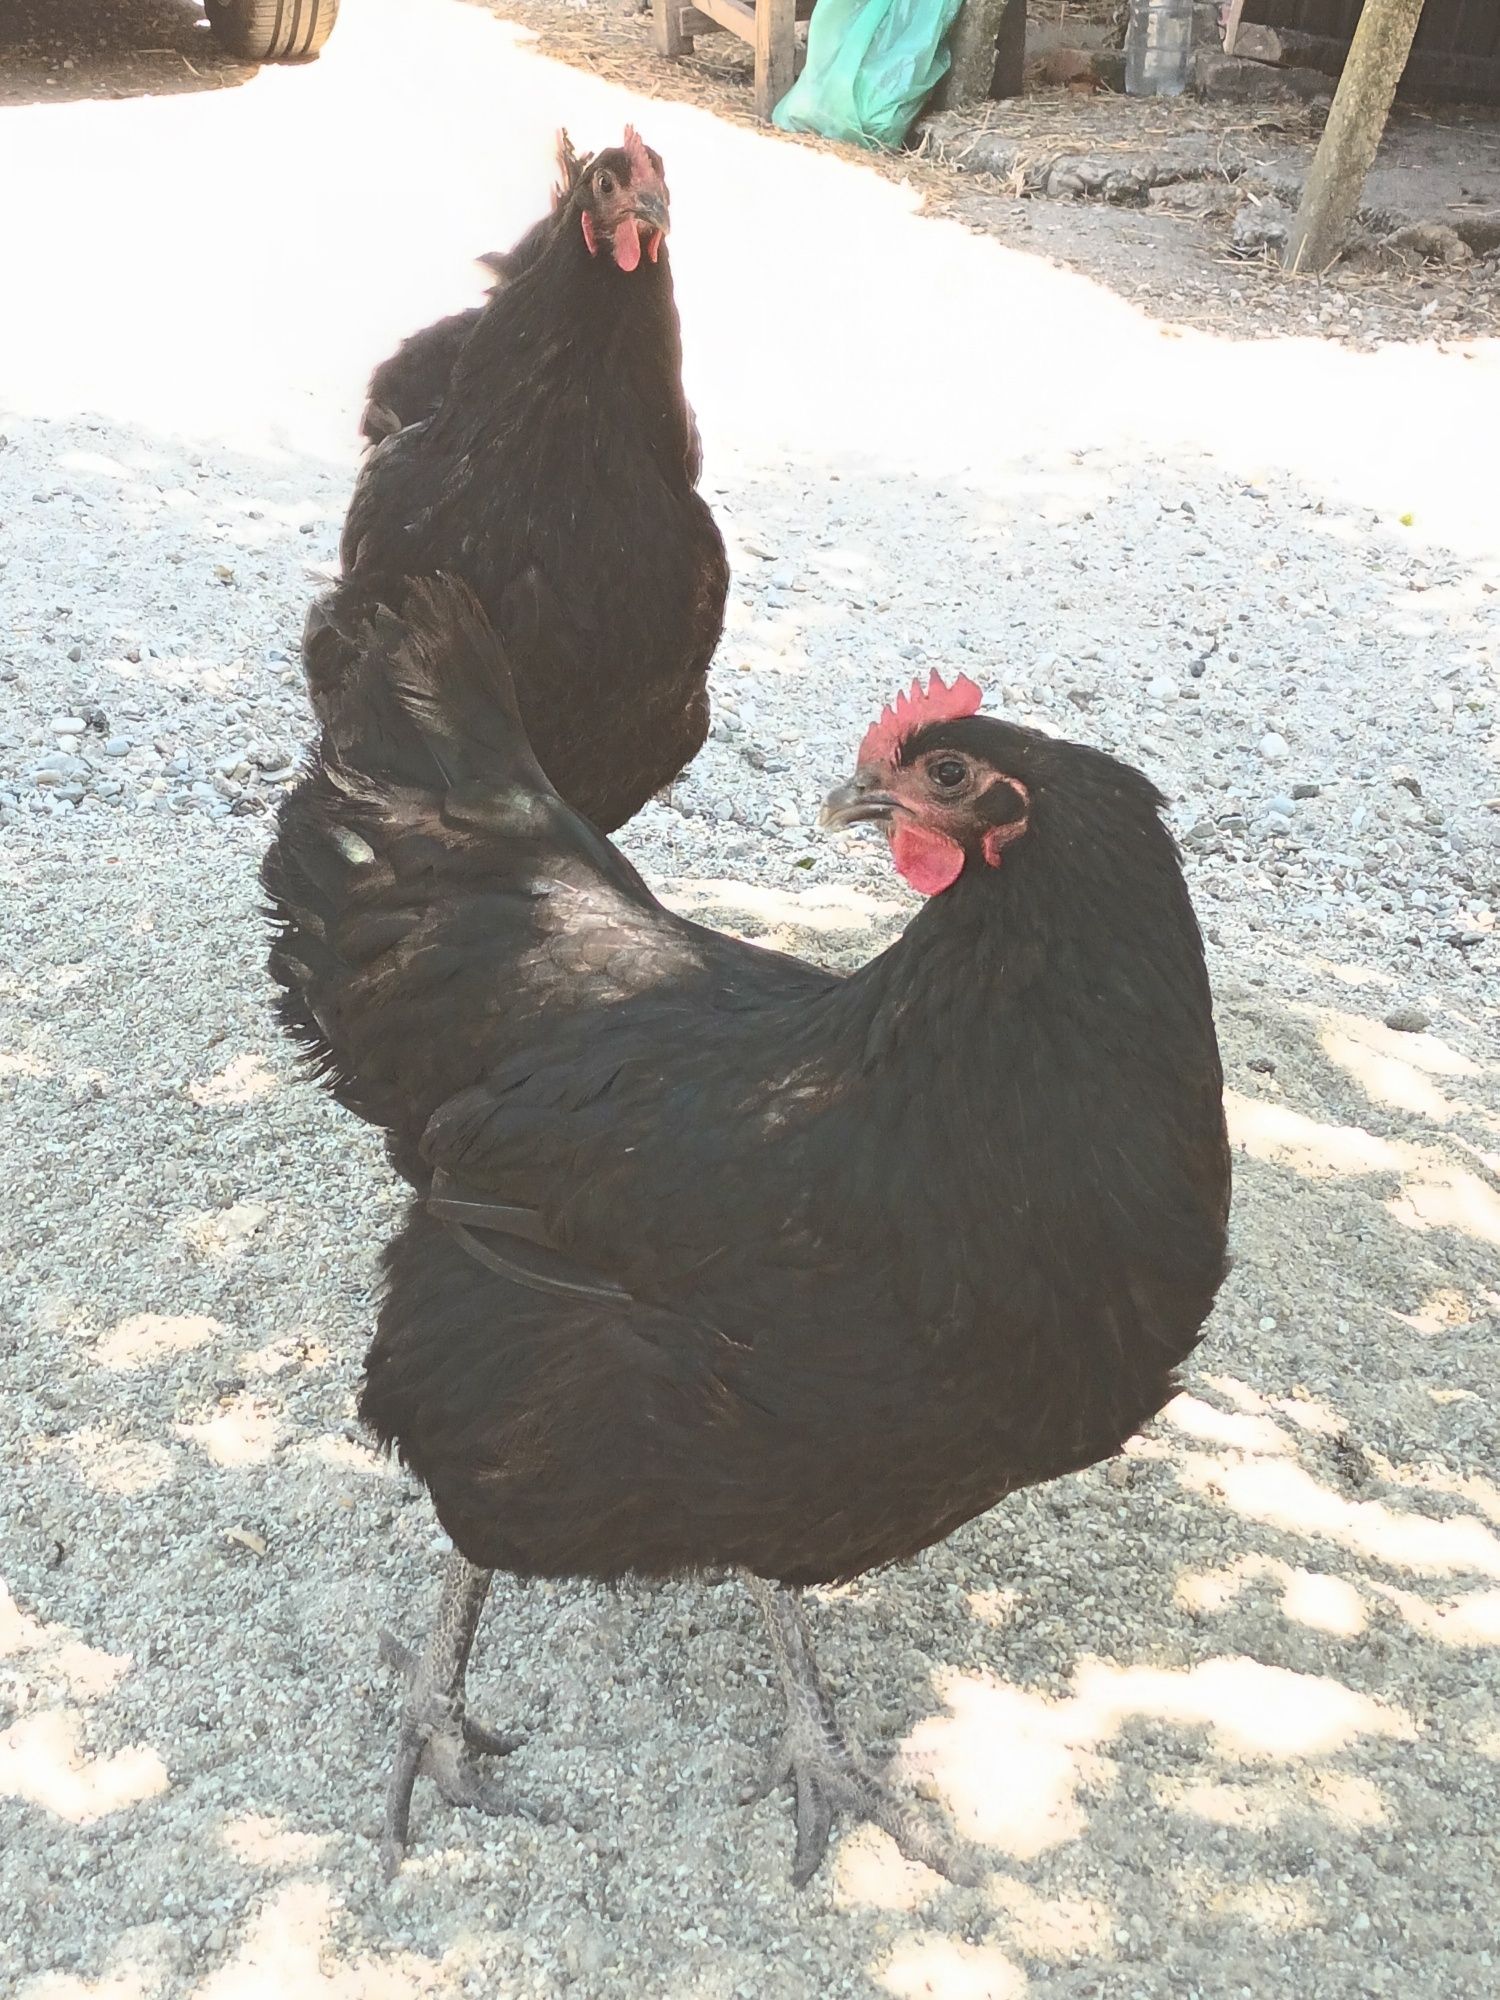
left=1231, top=200, right=1292, bottom=259
left=1230, top=22, right=1283, bottom=63
left=1194, top=51, right=1330, bottom=102
left=1383, top=1007, right=1430, bottom=1034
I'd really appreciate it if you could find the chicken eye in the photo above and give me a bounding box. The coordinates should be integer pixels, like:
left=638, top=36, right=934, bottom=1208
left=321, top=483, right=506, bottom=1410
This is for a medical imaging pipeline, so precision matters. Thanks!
left=596, top=169, right=616, bottom=196
left=928, top=756, right=970, bottom=791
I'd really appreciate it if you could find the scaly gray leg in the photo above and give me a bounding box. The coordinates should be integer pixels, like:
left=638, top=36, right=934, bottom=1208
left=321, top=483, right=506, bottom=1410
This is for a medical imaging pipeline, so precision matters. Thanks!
left=743, top=1574, right=981, bottom=1889
left=379, top=1551, right=522, bottom=1877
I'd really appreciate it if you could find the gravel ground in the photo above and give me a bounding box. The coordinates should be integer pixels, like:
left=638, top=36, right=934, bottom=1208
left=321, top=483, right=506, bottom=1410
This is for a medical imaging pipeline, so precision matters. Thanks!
left=2, top=5, right=1498, bottom=1998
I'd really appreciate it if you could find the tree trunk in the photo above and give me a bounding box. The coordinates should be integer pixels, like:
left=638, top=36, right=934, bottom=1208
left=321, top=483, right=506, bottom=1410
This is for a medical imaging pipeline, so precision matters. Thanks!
left=933, top=0, right=1023, bottom=111
left=1283, top=0, right=1426, bottom=274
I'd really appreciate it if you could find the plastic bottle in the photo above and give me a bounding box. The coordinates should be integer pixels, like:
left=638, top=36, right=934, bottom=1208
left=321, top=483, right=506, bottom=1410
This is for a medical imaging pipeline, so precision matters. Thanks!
left=1125, top=0, right=1195, bottom=96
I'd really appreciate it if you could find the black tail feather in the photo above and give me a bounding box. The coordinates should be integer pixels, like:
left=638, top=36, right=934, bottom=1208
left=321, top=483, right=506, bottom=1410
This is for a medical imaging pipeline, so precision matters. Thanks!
left=298, top=572, right=555, bottom=810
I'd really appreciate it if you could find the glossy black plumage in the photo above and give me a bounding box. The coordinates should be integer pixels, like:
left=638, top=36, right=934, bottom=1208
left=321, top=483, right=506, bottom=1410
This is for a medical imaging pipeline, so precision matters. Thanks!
left=265, top=135, right=725, bottom=1106
left=358, top=286, right=492, bottom=449
left=360, top=136, right=587, bottom=446
left=339, top=134, right=725, bottom=831
left=283, top=576, right=1230, bottom=1593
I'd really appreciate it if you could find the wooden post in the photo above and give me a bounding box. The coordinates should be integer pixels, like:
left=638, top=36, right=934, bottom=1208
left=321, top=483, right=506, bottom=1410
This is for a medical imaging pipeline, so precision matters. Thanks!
left=1221, top=0, right=1247, bottom=56
left=652, top=0, right=693, bottom=58
left=934, top=0, right=1023, bottom=110
left=1283, top=0, right=1426, bottom=273
left=754, top=0, right=796, bottom=120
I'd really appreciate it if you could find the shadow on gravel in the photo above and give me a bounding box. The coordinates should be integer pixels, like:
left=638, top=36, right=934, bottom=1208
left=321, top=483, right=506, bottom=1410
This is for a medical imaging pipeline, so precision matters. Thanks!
left=0, top=395, right=1496, bottom=1995
left=2, top=805, right=1496, bottom=1998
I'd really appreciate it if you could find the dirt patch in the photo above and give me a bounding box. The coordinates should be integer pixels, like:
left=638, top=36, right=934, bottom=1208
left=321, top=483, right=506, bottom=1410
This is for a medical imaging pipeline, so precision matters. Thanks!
left=0, top=0, right=253, bottom=107
left=457, top=0, right=1500, bottom=345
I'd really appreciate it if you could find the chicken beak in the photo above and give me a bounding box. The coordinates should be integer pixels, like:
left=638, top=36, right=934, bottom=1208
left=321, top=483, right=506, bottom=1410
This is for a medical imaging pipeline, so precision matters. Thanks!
left=819, top=771, right=900, bottom=830
left=632, top=191, right=670, bottom=237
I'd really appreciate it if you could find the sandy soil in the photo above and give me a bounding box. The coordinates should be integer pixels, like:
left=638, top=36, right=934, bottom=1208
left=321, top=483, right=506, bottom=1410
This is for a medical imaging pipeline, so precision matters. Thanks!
left=1, top=4, right=1497, bottom=1998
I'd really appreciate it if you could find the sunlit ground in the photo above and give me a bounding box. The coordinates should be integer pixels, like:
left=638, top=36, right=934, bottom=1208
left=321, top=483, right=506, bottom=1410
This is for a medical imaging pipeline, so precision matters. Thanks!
left=0, top=0, right=1497, bottom=562
left=1, top=4, right=1498, bottom=1998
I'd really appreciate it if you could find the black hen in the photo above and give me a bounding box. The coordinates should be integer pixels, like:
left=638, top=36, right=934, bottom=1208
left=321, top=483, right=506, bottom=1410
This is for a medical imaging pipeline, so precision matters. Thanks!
left=288, top=577, right=1230, bottom=1885
left=357, top=254, right=505, bottom=450
left=357, top=139, right=588, bottom=446
left=338, top=127, right=724, bottom=830
left=266, top=130, right=726, bottom=1108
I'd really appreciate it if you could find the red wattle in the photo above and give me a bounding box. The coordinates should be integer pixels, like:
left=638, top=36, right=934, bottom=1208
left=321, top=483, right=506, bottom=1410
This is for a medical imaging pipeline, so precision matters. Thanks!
left=613, top=218, right=642, bottom=273
left=581, top=211, right=597, bottom=257
left=889, top=822, right=965, bottom=897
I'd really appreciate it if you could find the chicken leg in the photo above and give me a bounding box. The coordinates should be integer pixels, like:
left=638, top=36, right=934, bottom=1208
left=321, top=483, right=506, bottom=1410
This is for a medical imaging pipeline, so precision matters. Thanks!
left=379, top=1551, right=523, bottom=1877
left=743, top=1575, right=981, bottom=1888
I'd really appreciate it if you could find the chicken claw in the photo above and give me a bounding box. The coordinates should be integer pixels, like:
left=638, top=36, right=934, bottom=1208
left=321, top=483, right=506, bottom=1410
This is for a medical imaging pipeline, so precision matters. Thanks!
left=743, top=1576, right=983, bottom=1889
left=378, top=1553, right=525, bottom=1877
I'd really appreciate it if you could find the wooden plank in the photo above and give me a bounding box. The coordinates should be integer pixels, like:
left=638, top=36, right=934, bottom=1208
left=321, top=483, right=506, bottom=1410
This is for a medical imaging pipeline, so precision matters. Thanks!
left=1222, top=0, right=1249, bottom=55
left=755, top=0, right=796, bottom=117
left=680, top=0, right=812, bottom=37
left=691, top=0, right=757, bottom=40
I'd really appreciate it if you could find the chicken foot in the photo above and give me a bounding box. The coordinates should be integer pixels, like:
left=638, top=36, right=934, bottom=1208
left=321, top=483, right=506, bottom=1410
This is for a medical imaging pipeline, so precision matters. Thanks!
left=378, top=1550, right=523, bottom=1877
left=742, top=1575, right=981, bottom=1888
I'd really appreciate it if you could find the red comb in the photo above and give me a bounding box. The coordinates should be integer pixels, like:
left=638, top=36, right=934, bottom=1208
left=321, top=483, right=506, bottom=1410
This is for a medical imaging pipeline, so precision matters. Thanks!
left=622, top=125, right=657, bottom=181
left=859, top=671, right=985, bottom=767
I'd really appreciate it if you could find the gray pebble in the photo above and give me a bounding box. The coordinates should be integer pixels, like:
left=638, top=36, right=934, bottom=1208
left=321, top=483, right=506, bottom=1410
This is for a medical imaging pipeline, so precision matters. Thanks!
left=103, top=737, right=131, bottom=757
left=1383, top=1007, right=1430, bottom=1033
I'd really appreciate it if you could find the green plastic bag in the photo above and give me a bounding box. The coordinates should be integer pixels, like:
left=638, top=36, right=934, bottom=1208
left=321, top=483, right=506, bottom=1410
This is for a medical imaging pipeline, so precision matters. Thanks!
left=772, top=0, right=965, bottom=151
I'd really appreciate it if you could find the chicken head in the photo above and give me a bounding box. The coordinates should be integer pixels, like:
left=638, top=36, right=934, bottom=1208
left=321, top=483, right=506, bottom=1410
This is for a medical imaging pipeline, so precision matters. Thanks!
left=822, top=671, right=1032, bottom=896
left=574, top=127, right=669, bottom=274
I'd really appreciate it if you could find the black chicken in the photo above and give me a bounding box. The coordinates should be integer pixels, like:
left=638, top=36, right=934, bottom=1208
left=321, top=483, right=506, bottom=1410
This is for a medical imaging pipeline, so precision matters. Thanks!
left=357, top=138, right=588, bottom=446
left=288, top=577, right=1231, bottom=1885
left=358, top=254, right=506, bottom=450
left=337, top=127, right=725, bottom=832
left=265, top=130, right=726, bottom=1106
